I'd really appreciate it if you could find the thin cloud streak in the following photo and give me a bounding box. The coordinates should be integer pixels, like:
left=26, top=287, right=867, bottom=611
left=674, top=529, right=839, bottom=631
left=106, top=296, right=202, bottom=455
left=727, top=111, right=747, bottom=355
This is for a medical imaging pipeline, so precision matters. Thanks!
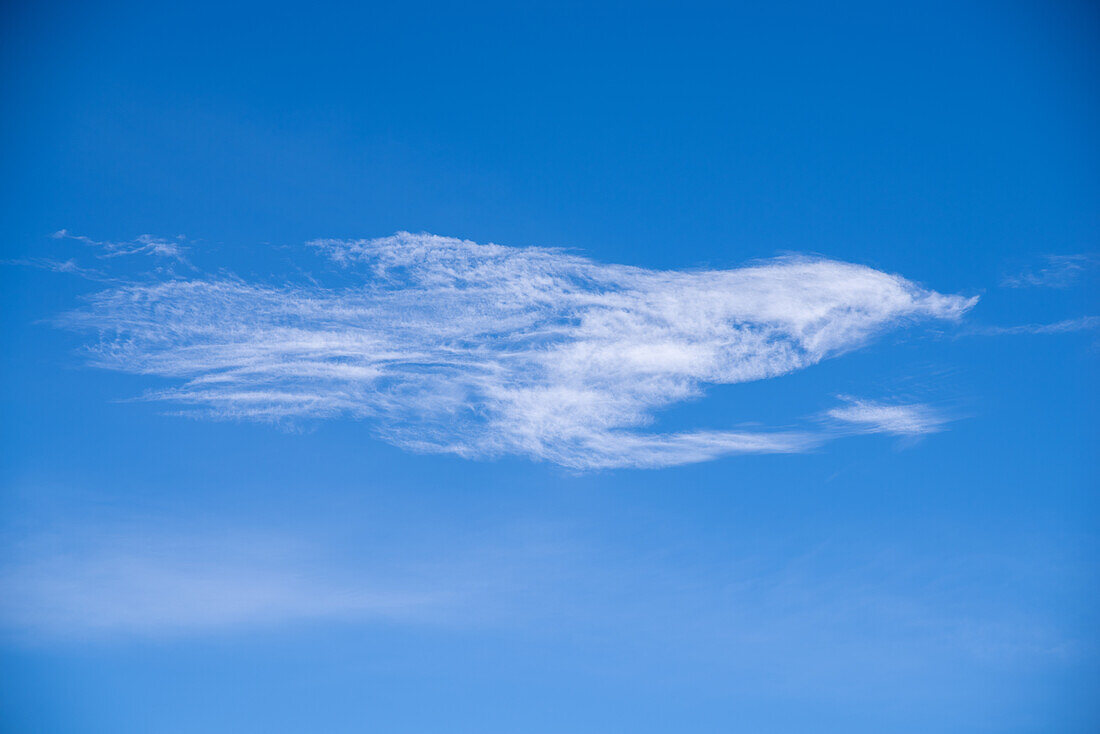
left=827, top=398, right=951, bottom=436
left=968, top=316, right=1100, bottom=336
left=52, top=229, right=190, bottom=262
left=1000, top=254, right=1098, bottom=289
left=59, top=232, right=976, bottom=469
left=4, top=256, right=115, bottom=282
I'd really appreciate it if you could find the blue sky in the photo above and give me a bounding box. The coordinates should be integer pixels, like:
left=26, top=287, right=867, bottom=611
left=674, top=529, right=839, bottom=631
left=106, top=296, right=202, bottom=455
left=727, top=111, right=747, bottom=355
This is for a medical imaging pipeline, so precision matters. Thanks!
left=1, top=1, right=1098, bottom=731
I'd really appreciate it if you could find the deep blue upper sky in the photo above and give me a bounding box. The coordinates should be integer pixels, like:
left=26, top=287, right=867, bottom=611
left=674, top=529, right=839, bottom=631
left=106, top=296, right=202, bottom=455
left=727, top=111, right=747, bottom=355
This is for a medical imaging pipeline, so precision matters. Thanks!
left=1, top=2, right=1098, bottom=732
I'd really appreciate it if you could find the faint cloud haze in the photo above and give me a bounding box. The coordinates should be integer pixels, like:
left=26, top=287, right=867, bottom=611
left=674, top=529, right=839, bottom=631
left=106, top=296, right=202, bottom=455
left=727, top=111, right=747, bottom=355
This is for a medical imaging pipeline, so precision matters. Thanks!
left=0, top=530, right=443, bottom=637
left=1000, top=254, right=1098, bottom=289
left=0, top=516, right=1070, bottom=665
left=968, top=316, right=1100, bottom=336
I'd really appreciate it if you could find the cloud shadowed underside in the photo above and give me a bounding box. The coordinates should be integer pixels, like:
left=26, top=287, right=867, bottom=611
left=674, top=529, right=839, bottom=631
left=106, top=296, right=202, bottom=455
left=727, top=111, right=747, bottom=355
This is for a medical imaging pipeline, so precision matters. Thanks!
left=59, top=232, right=976, bottom=469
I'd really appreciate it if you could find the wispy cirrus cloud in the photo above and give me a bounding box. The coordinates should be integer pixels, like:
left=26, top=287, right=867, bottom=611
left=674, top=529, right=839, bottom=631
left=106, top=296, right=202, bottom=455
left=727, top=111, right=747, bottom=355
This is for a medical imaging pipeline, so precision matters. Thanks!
left=51, top=229, right=190, bottom=262
left=4, top=255, right=117, bottom=282
left=968, top=316, right=1100, bottom=336
left=1000, top=254, right=1098, bottom=289
left=827, top=397, right=951, bottom=436
left=58, top=232, right=975, bottom=469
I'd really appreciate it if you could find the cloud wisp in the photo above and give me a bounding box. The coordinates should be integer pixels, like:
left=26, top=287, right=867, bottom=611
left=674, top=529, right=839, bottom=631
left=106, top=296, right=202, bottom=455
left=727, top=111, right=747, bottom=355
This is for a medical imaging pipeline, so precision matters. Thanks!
left=52, top=229, right=189, bottom=262
left=968, top=316, right=1100, bottom=336
left=59, top=232, right=975, bottom=469
left=827, top=397, right=951, bottom=436
left=3, top=256, right=108, bottom=280
left=1000, top=254, right=1098, bottom=289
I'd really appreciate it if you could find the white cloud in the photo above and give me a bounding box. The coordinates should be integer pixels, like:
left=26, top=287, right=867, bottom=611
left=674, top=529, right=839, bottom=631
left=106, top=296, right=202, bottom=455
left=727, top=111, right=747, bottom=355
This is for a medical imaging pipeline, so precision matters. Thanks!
left=59, top=232, right=975, bottom=469
left=827, top=398, right=950, bottom=436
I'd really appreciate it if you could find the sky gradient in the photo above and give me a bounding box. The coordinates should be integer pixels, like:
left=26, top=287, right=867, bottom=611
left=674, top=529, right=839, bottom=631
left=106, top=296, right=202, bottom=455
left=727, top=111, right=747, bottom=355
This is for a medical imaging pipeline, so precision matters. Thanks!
left=2, top=1, right=1098, bottom=732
